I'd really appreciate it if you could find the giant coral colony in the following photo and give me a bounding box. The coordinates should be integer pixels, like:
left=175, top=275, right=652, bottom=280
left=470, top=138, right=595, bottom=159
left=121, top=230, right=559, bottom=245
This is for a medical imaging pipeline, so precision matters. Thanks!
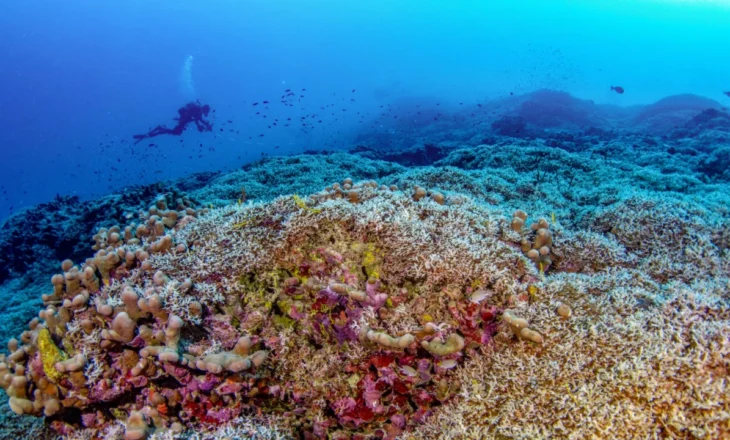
left=1, top=181, right=555, bottom=439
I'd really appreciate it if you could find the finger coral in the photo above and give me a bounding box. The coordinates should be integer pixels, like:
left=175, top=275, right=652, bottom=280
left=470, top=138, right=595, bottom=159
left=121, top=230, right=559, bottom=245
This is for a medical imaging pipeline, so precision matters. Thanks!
left=512, top=210, right=554, bottom=272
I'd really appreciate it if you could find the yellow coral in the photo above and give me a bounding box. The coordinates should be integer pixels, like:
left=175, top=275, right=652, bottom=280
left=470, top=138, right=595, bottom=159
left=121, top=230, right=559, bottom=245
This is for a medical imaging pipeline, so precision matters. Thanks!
left=232, top=219, right=250, bottom=229
left=37, top=328, right=67, bottom=383
left=292, top=194, right=321, bottom=214
left=283, top=265, right=306, bottom=285
left=361, top=243, right=381, bottom=279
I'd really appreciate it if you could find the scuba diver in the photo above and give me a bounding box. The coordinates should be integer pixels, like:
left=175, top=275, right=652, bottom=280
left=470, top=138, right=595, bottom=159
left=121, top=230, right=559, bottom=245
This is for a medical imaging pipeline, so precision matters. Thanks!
left=133, top=100, right=213, bottom=144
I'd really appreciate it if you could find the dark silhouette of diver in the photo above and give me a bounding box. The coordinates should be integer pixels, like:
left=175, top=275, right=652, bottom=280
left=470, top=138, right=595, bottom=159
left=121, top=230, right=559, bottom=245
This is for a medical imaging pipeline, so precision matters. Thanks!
left=134, top=100, right=213, bottom=144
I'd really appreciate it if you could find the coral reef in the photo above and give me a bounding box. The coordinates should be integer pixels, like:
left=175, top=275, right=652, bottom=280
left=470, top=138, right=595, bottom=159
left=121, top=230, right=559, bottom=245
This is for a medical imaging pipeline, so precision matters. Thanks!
left=2, top=166, right=728, bottom=438
left=0, top=179, right=537, bottom=438
left=2, top=93, right=730, bottom=438
left=0, top=174, right=218, bottom=285
left=415, top=273, right=730, bottom=439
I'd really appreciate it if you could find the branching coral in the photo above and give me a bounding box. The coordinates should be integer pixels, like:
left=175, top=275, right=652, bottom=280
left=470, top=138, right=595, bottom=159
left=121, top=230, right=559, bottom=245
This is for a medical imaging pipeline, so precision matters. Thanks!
left=2, top=179, right=727, bottom=439
left=413, top=272, right=730, bottom=440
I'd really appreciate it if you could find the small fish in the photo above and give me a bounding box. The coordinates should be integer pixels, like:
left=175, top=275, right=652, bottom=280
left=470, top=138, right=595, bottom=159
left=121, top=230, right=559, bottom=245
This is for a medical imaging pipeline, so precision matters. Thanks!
left=263, top=100, right=269, bottom=104
left=252, top=102, right=259, bottom=106
left=610, top=85, right=625, bottom=94
left=470, top=289, right=490, bottom=304
left=399, top=366, right=417, bottom=377
left=436, top=359, right=457, bottom=370
left=724, top=91, right=730, bottom=98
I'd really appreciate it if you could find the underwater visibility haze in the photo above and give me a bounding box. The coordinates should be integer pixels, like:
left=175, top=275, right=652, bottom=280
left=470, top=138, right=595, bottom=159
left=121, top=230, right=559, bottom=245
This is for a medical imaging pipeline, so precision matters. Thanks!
left=1, top=0, right=730, bottom=439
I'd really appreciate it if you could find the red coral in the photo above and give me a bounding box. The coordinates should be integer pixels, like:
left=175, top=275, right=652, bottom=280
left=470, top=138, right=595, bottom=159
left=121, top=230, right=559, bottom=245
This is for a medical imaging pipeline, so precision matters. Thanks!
left=391, top=378, right=408, bottom=395
left=412, top=389, right=435, bottom=407
left=397, top=355, right=416, bottom=366
left=369, top=354, right=394, bottom=369
left=182, top=396, right=228, bottom=424
left=311, top=296, right=331, bottom=313
left=340, top=399, right=375, bottom=427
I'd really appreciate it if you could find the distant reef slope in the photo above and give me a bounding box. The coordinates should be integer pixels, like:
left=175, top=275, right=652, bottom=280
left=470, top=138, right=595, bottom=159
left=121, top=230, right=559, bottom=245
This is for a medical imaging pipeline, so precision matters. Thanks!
left=354, top=89, right=730, bottom=152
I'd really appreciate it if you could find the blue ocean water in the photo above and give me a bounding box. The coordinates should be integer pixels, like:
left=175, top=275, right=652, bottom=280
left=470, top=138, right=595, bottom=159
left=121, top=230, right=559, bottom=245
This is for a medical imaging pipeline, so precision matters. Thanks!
left=1, top=0, right=729, bottom=221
